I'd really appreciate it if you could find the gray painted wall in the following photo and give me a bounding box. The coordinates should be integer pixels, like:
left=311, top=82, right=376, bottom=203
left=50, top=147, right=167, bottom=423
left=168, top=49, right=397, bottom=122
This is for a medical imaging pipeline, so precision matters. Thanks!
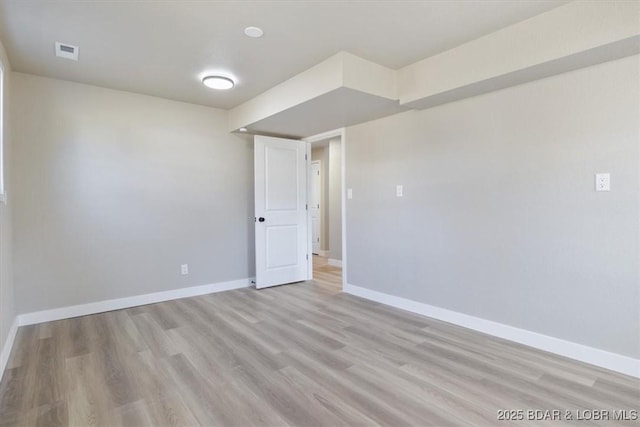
left=12, top=73, right=254, bottom=314
left=345, top=56, right=639, bottom=358
left=0, top=41, right=14, bottom=356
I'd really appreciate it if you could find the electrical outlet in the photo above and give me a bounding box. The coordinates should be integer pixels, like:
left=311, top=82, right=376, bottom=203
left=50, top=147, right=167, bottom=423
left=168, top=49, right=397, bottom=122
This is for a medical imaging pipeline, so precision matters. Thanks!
left=181, top=264, right=189, bottom=275
left=347, top=188, right=353, bottom=199
left=595, top=173, right=610, bottom=192
left=396, top=185, right=403, bottom=197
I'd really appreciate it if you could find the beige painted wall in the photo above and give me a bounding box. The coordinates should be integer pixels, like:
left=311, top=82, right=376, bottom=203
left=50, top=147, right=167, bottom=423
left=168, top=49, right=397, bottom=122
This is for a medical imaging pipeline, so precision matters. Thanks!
left=346, top=56, right=639, bottom=358
left=12, top=73, right=254, bottom=314
left=311, top=146, right=329, bottom=251
left=0, top=40, right=14, bottom=359
left=328, top=139, right=342, bottom=260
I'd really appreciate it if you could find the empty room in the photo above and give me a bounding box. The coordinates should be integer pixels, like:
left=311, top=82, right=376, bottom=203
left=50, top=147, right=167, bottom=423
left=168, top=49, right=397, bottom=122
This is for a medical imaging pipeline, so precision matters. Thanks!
left=0, top=0, right=638, bottom=426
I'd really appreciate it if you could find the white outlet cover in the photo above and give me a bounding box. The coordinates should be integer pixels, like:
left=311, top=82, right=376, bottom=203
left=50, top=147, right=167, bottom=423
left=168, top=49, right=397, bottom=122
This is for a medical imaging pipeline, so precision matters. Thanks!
left=181, top=264, right=189, bottom=275
left=347, top=188, right=353, bottom=199
left=595, top=173, right=610, bottom=192
left=396, top=185, right=403, bottom=197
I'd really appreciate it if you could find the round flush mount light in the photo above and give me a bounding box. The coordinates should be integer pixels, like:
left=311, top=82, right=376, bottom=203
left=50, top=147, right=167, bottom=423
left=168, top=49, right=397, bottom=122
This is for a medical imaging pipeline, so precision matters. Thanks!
left=244, top=26, right=264, bottom=38
left=239, top=127, right=248, bottom=132
left=202, top=75, right=235, bottom=90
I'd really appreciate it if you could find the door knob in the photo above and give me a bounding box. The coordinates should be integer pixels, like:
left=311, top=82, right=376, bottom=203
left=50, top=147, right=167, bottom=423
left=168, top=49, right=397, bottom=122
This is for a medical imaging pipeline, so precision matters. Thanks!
left=258, top=217, right=265, bottom=222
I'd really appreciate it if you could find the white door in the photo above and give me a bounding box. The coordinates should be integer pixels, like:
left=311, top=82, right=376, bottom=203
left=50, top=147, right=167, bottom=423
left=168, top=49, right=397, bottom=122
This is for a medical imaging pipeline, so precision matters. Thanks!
left=311, top=161, right=322, bottom=254
left=254, top=135, right=308, bottom=289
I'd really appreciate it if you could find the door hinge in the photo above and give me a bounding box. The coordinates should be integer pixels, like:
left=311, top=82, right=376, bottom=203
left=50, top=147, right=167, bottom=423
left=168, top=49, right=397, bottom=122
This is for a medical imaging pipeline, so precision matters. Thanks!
left=305, top=154, right=308, bottom=160
left=305, top=203, right=308, bottom=210
left=306, top=254, right=309, bottom=260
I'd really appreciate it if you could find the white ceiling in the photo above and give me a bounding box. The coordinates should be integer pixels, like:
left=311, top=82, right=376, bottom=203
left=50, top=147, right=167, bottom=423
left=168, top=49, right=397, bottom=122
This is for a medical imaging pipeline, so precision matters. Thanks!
left=0, top=0, right=567, bottom=110
left=246, top=87, right=409, bottom=139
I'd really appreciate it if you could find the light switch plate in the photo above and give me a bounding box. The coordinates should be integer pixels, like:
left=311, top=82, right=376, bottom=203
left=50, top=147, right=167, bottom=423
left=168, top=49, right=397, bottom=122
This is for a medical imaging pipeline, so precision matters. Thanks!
left=347, top=188, right=353, bottom=199
left=396, top=185, right=403, bottom=197
left=595, top=173, right=610, bottom=192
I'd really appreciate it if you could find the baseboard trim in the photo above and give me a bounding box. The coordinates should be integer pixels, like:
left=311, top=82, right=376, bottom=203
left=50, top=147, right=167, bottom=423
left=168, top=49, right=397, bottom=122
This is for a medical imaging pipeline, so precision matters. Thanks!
left=328, top=258, right=342, bottom=267
left=18, top=278, right=253, bottom=326
left=0, top=316, right=19, bottom=382
left=344, top=283, right=640, bottom=378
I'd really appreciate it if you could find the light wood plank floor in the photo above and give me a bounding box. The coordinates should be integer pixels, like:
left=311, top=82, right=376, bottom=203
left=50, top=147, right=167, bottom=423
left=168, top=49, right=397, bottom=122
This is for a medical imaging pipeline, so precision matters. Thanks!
left=1, top=256, right=638, bottom=426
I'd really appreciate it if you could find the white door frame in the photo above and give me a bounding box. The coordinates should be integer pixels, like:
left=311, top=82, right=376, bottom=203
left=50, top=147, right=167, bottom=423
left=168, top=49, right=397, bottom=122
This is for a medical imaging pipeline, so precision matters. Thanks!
left=303, top=128, right=346, bottom=289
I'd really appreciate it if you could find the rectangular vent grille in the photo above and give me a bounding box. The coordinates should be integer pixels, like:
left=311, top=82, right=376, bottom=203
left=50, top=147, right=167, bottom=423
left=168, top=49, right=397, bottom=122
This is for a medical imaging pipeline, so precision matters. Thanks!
left=55, top=42, right=79, bottom=61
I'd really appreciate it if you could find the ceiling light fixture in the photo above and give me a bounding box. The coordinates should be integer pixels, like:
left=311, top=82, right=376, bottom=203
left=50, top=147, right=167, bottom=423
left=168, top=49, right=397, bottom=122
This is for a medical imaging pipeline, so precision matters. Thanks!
left=244, top=26, right=264, bottom=38
left=239, top=127, right=248, bottom=132
left=202, top=75, right=235, bottom=90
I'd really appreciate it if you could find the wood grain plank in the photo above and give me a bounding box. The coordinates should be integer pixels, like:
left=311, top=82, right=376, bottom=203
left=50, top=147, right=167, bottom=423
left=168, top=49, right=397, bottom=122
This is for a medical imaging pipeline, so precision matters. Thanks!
left=0, top=256, right=637, bottom=426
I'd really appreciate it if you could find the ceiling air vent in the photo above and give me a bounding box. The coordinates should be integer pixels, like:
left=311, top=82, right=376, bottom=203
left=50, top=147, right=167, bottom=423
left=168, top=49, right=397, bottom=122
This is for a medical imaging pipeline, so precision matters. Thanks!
left=55, top=42, right=79, bottom=61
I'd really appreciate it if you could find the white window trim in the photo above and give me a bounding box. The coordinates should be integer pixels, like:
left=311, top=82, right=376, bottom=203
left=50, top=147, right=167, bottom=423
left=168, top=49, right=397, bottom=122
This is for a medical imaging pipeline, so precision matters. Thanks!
left=0, top=61, right=5, bottom=204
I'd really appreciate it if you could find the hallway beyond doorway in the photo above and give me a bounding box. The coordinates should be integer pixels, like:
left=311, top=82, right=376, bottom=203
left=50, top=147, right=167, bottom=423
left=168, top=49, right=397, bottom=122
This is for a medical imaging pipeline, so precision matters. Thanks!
left=312, top=255, right=341, bottom=291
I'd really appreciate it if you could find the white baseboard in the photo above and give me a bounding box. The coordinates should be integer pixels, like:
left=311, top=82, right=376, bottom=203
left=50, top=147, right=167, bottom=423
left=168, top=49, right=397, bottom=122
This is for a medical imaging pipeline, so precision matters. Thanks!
left=0, top=316, right=19, bottom=382
left=344, top=283, right=640, bottom=378
left=328, top=258, right=342, bottom=267
left=19, top=278, right=253, bottom=326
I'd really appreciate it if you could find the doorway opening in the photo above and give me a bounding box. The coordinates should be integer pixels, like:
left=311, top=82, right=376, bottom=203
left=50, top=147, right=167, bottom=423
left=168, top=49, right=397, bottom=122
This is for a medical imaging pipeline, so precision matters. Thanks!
left=308, top=134, right=343, bottom=289
left=253, top=130, right=344, bottom=291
